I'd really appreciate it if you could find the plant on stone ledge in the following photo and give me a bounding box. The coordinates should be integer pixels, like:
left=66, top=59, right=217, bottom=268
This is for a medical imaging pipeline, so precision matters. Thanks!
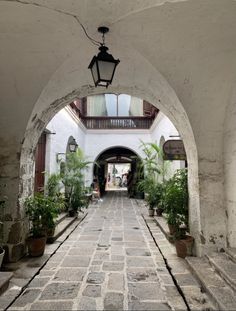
left=61, top=148, right=92, bottom=216
left=163, top=168, right=188, bottom=233
left=138, top=141, right=170, bottom=216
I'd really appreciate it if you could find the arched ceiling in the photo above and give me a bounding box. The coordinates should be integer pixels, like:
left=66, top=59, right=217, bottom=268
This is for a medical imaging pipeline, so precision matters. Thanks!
left=1, top=0, right=236, bottom=144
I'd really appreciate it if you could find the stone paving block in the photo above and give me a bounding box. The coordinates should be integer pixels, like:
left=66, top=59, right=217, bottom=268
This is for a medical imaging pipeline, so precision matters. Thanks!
left=111, top=237, right=123, bottom=241
left=126, top=256, right=155, bottom=268
left=91, top=260, right=102, bottom=265
left=94, top=252, right=110, bottom=261
left=110, top=245, right=124, bottom=253
left=165, top=285, right=187, bottom=310
left=74, top=241, right=97, bottom=246
left=90, top=265, right=101, bottom=272
left=43, top=261, right=58, bottom=271
left=108, top=273, right=124, bottom=291
left=61, top=255, right=91, bottom=267
left=102, top=261, right=124, bottom=271
left=111, top=255, right=125, bottom=261
left=58, top=245, right=70, bottom=252
left=168, top=259, right=189, bottom=274
left=127, top=268, right=159, bottom=282
left=175, top=273, right=200, bottom=287
left=54, top=268, right=86, bottom=281
left=86, top=272, right=105, bottom=284
left=82, top=284, right=101, bottom=297
left=77, top=296, right=97, bottom=310
left=125, top=248, right=151, bottom=256
left=38, top=269, right=55, bottom=277
left=124, top=235, right=145, bottom=242
left=104, top=292, right=124, bottom=310
left=40, top=282, right=80, bottom=300
left=68, top=247, right=95, bottom=255
left=125, top=241, right=147, bottom=248
left=159, top=274, right=175, bottom=285
left=182, top=286, right=214, bottom=310
left=128, top=300, right=171, bottom=310
left=30, top=300, right=73, bottom=310
left=10, top=289, right=40, bottom=307
left=78, top=235, right=99, bottom=241
left=49, top=252, right=65, bottom=263
left=28, top=277, right=50, bottom=288
left=208, top=286, right=236, bottom=310
left=128, top=282, right=165, bottom=300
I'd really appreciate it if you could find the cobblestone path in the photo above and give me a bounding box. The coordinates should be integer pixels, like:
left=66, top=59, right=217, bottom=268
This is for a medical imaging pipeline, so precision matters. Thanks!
left=8, top=192, right=187, bottom=310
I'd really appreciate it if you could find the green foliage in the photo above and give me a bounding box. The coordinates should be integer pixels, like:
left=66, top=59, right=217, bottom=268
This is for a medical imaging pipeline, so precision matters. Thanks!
left=45, top=173, right=65, bottom=212
left=45, top=173, right=61, bottom=197
left=163, top=169, right=188, bottom=230
left=61, top=148, right=92, bottom=212
left=25, top=193, right=59, bottom=238
left=138, top=141, right=170, bottom=209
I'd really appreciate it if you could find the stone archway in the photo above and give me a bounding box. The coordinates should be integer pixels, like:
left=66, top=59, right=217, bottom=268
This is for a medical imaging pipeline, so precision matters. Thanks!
left=92, top=146, right=143, bottom=198
left=19, top=85, right=201, bottom=257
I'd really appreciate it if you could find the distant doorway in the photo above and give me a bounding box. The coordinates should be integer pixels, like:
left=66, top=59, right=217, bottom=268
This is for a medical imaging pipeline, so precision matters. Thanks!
left=106, top=163, right=131, bottom=191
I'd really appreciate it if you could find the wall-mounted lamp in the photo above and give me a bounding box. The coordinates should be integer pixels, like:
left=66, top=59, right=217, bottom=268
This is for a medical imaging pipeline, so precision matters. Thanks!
left=88, top=26, right=120, bottom=88
left=69, top=138, right=78, bottom=152
left=56, top=153, right=66, bottom=163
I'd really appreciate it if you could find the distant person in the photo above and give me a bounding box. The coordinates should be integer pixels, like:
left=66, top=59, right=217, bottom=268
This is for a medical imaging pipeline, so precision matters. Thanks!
left=91, top=177, right=100, bottom=201
left=127, top=170, right=134, bottom=197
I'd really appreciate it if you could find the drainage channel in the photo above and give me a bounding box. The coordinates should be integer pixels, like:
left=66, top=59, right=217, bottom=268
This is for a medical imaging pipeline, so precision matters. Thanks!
left=143, top=215, right=191, bottom=311
left=4, top=212, right=88, bottom=311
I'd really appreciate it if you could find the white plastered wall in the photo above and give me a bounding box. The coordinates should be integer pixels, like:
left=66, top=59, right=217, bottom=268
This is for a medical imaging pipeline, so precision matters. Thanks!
left=45, top=108, right=86, bottom=176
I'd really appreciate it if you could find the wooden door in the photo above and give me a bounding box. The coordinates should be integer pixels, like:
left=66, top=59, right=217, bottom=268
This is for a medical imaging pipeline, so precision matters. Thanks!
left=34, top=132, right=46, bottom=192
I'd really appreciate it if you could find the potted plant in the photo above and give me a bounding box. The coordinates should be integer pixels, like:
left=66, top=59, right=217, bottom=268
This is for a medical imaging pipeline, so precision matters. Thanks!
left=44, top=173, right=64, bottom=237
left=138, top=141, right=169, bottom=216
left=163, top=168, right=193, bottom=257
left=24, top=193, right=59, bottom=256
left=174, top=227, right=194, bottom=258
left=61, top=148, right=91, bottom=216
left=163, top=169, right=188, bottom=234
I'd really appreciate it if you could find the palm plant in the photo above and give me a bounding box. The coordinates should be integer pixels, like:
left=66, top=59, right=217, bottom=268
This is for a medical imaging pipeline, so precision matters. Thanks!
left=61, top=148, right=92, bottom=214
left=138, top=141, right=170, bottom=212
left=164, top=168, right=188, bottom=233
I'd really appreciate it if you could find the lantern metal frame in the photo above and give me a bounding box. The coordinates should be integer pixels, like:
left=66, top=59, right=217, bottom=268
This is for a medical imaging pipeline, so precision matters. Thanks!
left=88, top=27, right=120, bottom=88
left=68, top=138, right=78, bottom=153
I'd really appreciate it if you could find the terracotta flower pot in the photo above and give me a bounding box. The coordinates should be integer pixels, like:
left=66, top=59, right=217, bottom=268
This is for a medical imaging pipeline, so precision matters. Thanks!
left=26, top=236, right=47, bottom=257
left=155, top=208, right=163, bottom=216
left=175, top=235, right=194, bottom=258
left=168, top=223, right=177, bottom=235
left=148, top=209, right=155, bottom=217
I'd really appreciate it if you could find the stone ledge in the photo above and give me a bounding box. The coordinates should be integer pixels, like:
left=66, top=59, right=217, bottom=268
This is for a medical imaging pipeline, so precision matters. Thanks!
left=206, top=252, right=236, bottom=292
left=47, top=216, right=78, bottom=243
left=0, top=272, right=13, bottom=295
left=186, top=256, right=236, bottom=311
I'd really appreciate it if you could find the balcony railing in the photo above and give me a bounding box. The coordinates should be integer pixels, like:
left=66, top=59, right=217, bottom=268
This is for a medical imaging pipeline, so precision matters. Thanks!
left=80, top=116, right=155, bottom=129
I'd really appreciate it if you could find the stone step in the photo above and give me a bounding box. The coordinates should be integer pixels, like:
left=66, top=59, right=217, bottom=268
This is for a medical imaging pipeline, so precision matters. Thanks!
left=153, top=215, right=175, bottom=242
left=186, top=256, right=236, bottom=310
left=206, top=252, right=236, bottom=291
left=226, top=247, right=236, bottom=263
left=55, top=212, right=67, bottom=225
left=0, top=272, right=13, bottom=295
left=47, top=216, right=77, bottom=243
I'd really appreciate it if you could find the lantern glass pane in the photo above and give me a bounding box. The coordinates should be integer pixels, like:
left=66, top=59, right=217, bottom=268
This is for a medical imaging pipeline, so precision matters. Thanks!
left=98, top=60, right=115, bottom=81
left=91, top=62, right=99, bottom=84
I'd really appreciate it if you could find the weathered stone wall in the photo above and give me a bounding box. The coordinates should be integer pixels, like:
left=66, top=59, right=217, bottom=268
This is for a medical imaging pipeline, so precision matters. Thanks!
left=224, top=85, right=236, bottom=248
